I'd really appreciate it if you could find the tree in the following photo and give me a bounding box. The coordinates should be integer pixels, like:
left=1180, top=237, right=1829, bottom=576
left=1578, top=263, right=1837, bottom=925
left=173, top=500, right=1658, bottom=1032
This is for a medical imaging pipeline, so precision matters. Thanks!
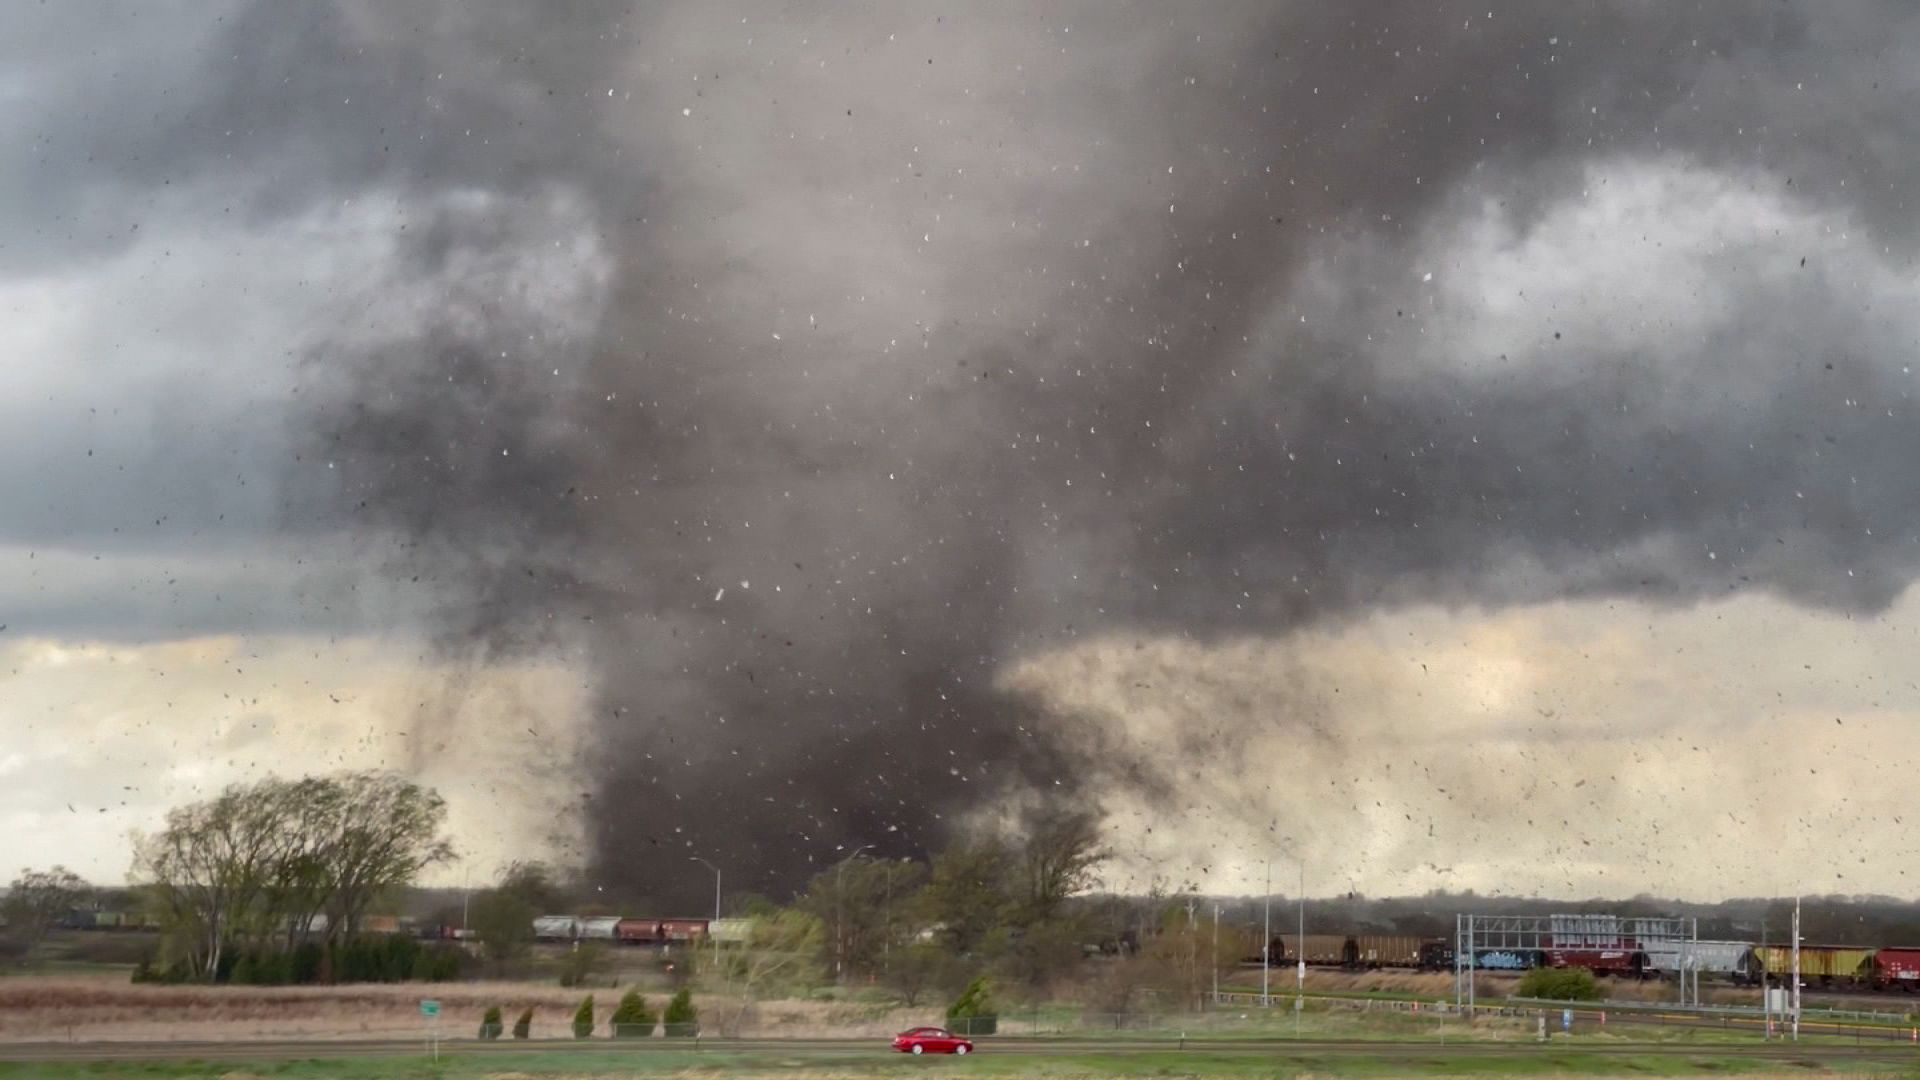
left=471, top=862, right=560, bottom=970
left=720, top=910, right=822, bottom=1035
left=885, top=942, right=957, bottom=1007
left=663, top=988, right=699, bottom=1037
left=1516, top=967, right=1601, bottom=1001
left=921, top=842, right=1012, bottom=955
left=558, top=941, right=606, bottom=987
left=797, top=856, right=927, bottom=978
left=130, top=772, right=454, bottom=981
left=1138, top=899, right=1237, bottom=1011
left=1012, top=805, right=1107, bottom=927
left=609, top=988, right=656, bottom=1038
left=132, top=785, right=291, bottom=979
left=478, top=1005, right=503, bottom=1040
left=946, top=975, right=998, bottom=1036
left=512, top=1007, right=533, bottom=1039
left=308, top=773, right=455, bottom=942
left=996, top=915, right=1088, bottom=993
left=571, top=995, right=595, bottom=1039
left=2, top=866, right=87, bottom=963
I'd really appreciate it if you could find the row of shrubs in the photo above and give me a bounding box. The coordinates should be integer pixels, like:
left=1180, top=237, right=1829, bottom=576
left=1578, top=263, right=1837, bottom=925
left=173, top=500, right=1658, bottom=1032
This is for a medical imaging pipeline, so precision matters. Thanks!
left=477, top=988, right=701, bottom=1039
left=131, top=936, right=467, bottom=985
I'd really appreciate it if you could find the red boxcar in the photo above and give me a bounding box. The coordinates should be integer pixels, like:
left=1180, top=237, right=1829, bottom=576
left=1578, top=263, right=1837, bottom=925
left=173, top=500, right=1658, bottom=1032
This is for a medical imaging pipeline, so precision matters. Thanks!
left=660, top=918, right=709, bottom=942
left=1546, top=948, right=1647, bottom=977
left=616, top=918, right=664, bottom=945
left=1874, top=947, right=1920, bottom=990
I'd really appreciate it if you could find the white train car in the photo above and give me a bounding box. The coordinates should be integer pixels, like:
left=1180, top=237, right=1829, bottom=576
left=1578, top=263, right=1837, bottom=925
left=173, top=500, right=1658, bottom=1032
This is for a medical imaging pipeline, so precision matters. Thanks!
left=533, top=915, right=579, bottom=941
left=1642, top=940, right=1754, bottom=979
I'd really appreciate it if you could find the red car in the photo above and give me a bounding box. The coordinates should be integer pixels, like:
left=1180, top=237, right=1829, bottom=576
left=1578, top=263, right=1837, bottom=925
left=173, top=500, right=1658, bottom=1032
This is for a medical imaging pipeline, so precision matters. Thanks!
left=891, top=1026, right=974, bottom=1055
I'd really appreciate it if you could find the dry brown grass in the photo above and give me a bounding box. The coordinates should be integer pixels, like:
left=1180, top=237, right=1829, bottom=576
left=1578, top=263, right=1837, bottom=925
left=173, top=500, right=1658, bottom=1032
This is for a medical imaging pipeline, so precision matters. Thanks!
left=0, top=974, right=940, bottom=1043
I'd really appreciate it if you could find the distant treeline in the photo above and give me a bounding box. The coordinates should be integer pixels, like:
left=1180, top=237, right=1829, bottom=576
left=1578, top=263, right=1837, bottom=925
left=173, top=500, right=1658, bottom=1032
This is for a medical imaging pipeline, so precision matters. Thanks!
left=133, top=933, right=466, bottom=985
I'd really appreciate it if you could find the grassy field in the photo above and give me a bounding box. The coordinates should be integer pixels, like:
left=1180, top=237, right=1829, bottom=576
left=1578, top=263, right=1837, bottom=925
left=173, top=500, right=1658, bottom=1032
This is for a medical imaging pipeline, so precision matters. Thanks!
left=1, top=1047, right=1915, bottom=1080
left=0, top=975, right=933, bottom=1043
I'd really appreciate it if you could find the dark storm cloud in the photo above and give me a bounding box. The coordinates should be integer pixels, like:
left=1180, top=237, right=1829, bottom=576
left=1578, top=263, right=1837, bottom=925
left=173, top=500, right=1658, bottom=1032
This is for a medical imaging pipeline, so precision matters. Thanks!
left=18, top=2, right=1920, bottom=899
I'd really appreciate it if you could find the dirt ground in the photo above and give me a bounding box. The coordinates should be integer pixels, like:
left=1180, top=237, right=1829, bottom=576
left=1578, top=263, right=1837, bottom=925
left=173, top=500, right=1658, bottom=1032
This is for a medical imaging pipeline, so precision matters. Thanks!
left=0, top=975, right=936, bottom=1043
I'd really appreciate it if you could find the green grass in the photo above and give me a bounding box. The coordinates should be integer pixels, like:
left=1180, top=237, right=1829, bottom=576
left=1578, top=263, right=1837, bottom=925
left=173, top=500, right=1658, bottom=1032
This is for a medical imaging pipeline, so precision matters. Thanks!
left=0, top=1047, right=1913, bottom=1080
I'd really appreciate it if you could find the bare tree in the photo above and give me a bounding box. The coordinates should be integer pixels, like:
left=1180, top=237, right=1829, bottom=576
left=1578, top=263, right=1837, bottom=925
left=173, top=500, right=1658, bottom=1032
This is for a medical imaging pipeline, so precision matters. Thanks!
left=2, top=866, right=88, bottom=963
left=472, top=862, right=562, bottom=970
left=311, top=773, right=454, bottom=942
left=921, top=841, right=1012, bottom=954
left=797, top=856, right=927, bottom=977
left=722, top=910, right=822, bottom=1034
left=132, top=784, right=288, bottom=978
left=131, top=772, right=453, bottom=980
left=1014, top=805, right=1107, bottom=926
left=883, top=942, right=957, bottom=1007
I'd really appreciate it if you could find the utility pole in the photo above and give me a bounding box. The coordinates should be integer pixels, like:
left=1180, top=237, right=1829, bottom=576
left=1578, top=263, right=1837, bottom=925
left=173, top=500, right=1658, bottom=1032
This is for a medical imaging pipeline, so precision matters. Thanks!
left=1261, top=860, right=1272, bottom=1006
left=690, top=857, right=722, bottom=973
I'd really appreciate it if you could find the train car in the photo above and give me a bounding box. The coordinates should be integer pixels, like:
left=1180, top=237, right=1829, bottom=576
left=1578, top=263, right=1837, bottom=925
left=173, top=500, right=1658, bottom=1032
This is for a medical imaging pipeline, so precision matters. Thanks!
left=1870, top=947, right=1920, bottom=991
left=1545, top=948, right=1647, bottom=977
left=1750, top=944, right=1872, bottom=987
left=1349, top=935, right=1426, bottom=969
left=1642, top=940, right=1754, bottom=980
left=711, top=918, right=752, bottom=944
left=1272, top=934, right=1351, bottom=966
left=616, top=918, right=664, bottom=945
left=660, top=918, right=709, bottom=942
left=1418, top=940, right=1455, bottom=971
left=578, top=916, right=621, bottom=941
left=533, top=915, right=579, bottom=941
left=1472, top=948, right=1546, bottom=971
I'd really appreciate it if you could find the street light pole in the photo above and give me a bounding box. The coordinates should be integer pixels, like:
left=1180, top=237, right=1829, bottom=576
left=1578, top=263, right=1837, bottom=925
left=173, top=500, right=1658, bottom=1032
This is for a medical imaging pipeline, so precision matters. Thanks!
left=1295, top=861, right=1305, bottom=1040
left=690, top=857, right=721, bottom=973
left=1261, top=860, right=1272, bottom=1006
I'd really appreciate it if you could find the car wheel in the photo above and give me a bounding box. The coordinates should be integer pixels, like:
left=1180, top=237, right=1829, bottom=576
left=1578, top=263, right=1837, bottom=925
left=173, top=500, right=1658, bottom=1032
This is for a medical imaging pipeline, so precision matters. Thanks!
left=955, top=1044, right=970, bottom=1055
left=911, top=1045, right=924, bottom=1055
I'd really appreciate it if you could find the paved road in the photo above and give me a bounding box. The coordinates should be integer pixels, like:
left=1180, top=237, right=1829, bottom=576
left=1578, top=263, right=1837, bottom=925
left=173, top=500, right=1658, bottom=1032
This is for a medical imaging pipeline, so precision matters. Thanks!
left=3, top=1036, right=1916, bottom=1065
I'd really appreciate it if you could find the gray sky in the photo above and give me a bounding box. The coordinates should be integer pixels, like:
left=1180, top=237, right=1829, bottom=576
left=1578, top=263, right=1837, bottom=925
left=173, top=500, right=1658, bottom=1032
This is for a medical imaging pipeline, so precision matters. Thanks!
left=6, top=2, right=1920, bottom=902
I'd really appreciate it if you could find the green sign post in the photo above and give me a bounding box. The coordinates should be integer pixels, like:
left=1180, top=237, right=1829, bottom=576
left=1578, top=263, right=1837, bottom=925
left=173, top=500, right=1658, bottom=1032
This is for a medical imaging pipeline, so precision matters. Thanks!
left=421, top=1000, right=441, bottom=1060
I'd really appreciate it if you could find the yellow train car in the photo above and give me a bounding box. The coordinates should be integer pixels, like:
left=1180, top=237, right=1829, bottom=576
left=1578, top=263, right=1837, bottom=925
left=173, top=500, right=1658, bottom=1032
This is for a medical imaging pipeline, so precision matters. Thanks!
left=1750, top=944, right=1872, bottom=986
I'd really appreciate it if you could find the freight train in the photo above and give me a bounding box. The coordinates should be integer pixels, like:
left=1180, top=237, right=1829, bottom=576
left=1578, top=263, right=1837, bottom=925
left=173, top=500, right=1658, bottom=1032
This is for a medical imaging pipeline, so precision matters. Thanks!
left=530, top=915, right=715, bottom=945
left=1241, top=927, right=1920, bottom=990
left=1244, top=933, right=1455, bottom=972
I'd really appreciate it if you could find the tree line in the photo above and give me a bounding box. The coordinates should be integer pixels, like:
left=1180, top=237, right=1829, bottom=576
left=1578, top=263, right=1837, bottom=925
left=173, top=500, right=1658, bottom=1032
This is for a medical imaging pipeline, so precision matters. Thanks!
left=124, top=771, right=456, bottom=982
left=463, top=803, right=1238, bottom=1020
